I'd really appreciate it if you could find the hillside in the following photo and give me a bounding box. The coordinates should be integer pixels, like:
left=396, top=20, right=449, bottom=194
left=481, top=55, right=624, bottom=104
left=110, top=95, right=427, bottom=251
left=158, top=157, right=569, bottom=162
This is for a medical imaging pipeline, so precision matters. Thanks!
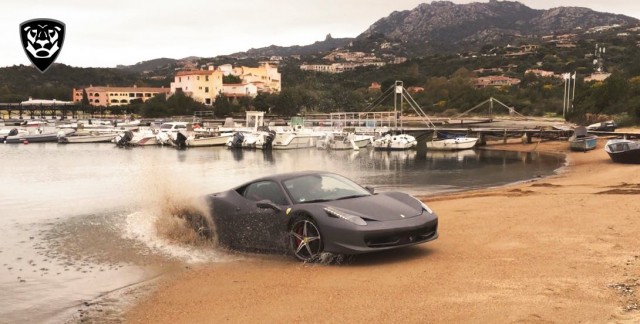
left=228, top=34, right=353, bottom=59
left=116, top=58, right=178, bottom=73
left=351, top=1, right=639, bottom=56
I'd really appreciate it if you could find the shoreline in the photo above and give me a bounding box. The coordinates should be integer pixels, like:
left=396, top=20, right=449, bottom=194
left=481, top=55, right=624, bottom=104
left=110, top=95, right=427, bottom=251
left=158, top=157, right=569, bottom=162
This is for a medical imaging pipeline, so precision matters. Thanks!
left=124, top=139, right=640, bottom=323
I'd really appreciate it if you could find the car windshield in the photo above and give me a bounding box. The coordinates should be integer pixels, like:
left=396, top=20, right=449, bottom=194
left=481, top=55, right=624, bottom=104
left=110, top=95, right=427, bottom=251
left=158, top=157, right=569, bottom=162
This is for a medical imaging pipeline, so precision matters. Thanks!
left=283, top=173, right=371, bottom=204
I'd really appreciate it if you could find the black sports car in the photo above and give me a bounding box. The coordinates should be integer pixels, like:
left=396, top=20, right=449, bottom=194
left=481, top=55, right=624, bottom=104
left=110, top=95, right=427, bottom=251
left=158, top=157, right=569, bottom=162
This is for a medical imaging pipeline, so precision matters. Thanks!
left=206, top=171, right=438, bottom=261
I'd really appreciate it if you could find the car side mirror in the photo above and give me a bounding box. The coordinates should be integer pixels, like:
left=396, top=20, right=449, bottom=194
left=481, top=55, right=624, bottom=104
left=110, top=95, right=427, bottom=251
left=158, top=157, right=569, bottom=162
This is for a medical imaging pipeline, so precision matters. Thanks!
left=365, top=186, right=375, bottom=194
left=256, top=200, right=282, bottom=211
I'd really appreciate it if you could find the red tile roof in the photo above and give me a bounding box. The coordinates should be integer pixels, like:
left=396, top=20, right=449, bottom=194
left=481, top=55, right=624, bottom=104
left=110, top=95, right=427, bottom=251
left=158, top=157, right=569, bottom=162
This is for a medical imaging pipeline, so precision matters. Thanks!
left=80, top=86, right=170, bottom=93
left=175, top=70, right=217, bottom=76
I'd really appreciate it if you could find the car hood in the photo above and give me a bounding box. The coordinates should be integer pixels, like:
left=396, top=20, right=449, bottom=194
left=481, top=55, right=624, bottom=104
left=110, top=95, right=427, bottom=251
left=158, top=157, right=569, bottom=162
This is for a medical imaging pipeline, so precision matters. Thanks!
left=324, top=193, right=422, bottom=221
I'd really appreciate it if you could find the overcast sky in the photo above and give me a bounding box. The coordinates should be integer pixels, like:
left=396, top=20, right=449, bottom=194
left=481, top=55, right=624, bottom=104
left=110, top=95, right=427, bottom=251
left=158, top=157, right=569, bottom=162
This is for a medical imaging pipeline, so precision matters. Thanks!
left=1, top=0, right=638, bottom=68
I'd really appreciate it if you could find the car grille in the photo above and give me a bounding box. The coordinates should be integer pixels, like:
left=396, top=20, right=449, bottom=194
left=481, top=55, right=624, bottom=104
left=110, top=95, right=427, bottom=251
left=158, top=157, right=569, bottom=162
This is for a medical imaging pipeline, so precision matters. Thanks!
left=364, top=223, right=437, bottom=248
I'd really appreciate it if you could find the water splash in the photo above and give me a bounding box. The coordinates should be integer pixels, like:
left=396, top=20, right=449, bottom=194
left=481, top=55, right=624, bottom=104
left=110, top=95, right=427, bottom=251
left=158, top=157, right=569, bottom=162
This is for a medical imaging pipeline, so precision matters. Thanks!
left=122, top=162, right=237, bottom=264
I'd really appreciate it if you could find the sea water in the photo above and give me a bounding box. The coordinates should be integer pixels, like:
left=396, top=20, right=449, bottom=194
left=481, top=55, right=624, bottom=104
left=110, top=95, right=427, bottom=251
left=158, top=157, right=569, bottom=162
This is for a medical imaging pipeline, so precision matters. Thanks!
left=0, top=143, right=564, bottom=322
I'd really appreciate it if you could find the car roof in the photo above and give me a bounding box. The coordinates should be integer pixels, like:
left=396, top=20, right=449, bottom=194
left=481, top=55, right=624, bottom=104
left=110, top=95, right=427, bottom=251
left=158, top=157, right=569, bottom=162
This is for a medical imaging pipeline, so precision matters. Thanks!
left=235, top=170, right=335, bottom=188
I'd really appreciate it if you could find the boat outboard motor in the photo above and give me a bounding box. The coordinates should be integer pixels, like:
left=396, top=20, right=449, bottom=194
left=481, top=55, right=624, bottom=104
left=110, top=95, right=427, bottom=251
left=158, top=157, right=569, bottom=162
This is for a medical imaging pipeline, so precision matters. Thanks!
left=117, top=131, right=134, bottom=146
left=263, top=130, right=276, bottom=149
left=230, top=132, right=245, bottom=148
left=175, top=131, right=188, bottom=149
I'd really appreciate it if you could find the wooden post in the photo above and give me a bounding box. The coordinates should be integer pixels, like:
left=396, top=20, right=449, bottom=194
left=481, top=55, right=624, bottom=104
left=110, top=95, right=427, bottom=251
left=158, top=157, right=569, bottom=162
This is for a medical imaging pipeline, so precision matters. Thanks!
left=478, top=133, right=485, bottom=146
left=503, top=129, right=507, bottom=144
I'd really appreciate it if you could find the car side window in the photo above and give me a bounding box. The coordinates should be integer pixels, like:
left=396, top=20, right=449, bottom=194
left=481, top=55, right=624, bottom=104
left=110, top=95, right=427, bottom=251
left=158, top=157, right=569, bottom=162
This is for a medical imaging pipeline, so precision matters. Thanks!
left=243, top=181, right=288, bottom=205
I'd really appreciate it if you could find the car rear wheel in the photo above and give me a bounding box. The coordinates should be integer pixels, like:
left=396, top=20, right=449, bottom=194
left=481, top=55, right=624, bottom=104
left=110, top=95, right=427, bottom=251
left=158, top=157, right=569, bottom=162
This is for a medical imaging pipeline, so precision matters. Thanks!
left=288, top=216, right=323, bottom=262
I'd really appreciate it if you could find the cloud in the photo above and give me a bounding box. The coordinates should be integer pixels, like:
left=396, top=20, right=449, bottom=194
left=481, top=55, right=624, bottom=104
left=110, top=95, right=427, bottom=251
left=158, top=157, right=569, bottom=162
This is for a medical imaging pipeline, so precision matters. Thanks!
left=1, top=0, right=638, bottom=67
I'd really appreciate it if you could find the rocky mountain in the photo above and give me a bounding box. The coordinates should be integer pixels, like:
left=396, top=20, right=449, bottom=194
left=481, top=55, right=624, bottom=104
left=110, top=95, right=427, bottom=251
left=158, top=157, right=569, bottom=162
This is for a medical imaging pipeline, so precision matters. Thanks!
left=101, top=1, right=640, bottom=67
left=116, top=57, right=177, bottom=73
left=228, top=34, right=353, bottom=59
left=352, top=0, right=639, bottom=56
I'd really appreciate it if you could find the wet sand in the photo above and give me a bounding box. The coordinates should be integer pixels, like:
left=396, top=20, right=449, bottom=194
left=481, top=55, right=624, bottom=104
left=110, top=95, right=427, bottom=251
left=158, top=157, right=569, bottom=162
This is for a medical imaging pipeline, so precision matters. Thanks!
left=126, top=139, right=640, bottom=323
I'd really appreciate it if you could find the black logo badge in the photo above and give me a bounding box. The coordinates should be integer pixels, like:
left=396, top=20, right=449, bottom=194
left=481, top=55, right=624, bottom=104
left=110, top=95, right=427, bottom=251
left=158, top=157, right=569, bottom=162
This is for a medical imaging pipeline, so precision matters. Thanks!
left=20, top=18, right=65, bottom=73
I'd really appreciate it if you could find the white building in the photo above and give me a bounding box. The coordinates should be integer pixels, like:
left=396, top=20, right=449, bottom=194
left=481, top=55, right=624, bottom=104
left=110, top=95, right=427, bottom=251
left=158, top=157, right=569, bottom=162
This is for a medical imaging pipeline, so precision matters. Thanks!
left=222, top=83, right=258, bottom=98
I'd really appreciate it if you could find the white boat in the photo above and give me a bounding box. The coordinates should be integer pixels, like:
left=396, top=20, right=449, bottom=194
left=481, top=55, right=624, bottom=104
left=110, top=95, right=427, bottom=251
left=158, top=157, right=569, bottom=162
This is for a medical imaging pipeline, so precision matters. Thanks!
left=271, top=126, right=325, bottom=150
left=115, top=129, right=159, bottom=146
left=158, top=121, right=189, bottom=133
left=1, top=128, right=28, bottom=142
left=154, top=122, right=192, bottom=146
left=604, top=139, right=640, bottom=164
left=181, top=131, right=233, bottom=147
left=426, top=137, right=478, bottom=151
left=568, top=126, right=597, bottom=152
left=372, top=134, right=417, bottom=151
left=77, top=119, right=114, bottom=129
left=317, top=132, right=373, bottom=150
left=5, top=128, right=75, bottom=143
left=58, top=132, right=117, bottom=144
left=226, top=130, right=277, bottom=149
left=115, top=119, right=141, bottom=128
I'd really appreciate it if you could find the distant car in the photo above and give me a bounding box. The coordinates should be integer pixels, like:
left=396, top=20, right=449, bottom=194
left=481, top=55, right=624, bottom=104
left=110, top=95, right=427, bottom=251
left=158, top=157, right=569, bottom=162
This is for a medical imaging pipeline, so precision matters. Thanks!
left=206, top=171, right=439, bottom=261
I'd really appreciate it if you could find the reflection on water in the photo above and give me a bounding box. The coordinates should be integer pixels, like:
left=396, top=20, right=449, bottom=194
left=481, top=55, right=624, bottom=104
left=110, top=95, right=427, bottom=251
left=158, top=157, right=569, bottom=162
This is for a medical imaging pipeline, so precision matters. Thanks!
left=0, top=143, right=564, bottom=322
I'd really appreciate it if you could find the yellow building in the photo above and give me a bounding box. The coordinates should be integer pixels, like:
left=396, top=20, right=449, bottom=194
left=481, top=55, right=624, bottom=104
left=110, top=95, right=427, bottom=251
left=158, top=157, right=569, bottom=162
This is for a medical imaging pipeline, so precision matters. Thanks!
left=72, top=86, right=170, bottom=106
left=232, top=62, right=281, bottom=93
left=169, top=69, right=224, bottom=106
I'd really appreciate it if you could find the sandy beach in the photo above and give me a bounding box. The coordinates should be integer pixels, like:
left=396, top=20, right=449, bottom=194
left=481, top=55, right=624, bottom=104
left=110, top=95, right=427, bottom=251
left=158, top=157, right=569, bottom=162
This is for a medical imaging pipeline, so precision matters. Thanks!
left=125, top=139, right=640, bottom=323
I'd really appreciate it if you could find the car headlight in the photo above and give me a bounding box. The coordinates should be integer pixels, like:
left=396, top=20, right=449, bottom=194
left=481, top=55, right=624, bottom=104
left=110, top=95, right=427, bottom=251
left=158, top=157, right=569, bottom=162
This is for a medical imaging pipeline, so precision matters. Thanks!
left=324, top=207, right=367, bottom=226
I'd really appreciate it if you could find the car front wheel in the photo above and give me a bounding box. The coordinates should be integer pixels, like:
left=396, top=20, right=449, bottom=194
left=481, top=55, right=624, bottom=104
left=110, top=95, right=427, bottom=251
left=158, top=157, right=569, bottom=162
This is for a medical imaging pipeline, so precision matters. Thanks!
left=288, top=216, right=323, bottom=262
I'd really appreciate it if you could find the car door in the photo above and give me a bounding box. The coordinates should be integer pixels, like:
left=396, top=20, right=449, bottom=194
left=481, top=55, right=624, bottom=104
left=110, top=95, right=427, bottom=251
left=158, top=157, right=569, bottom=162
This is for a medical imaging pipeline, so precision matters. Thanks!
left=241, top=180, right=290, bottom=250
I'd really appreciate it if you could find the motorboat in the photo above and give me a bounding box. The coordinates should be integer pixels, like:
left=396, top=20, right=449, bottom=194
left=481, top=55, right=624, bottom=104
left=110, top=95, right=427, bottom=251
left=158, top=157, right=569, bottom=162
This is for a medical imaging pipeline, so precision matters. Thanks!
left=115, top=129, right=159, bottom=146
left=317, top=132, right=373, bottom=150
left=587, top=120, right=617, bottom=132
left=372, top=134, right=417, bottom=151
left=58, top=132, right=117, bottom=144
left=5, top=128, right=75, bottom=143
left=164, top=130, right=234, bottom=148
left=604, top=139, right=640, bottom=164
left=226, top=129, right=277, bottom=149
left=426, top=137, right=478, bottom=151
left=271, top=126, right=324, bottom=150
left=1, top=128, right=28, bottom=142
left=115, top=119, right=141, bottom=128
left=158, top=121, right=189, bottom=133
left=568, top=126, right=597, bottom=152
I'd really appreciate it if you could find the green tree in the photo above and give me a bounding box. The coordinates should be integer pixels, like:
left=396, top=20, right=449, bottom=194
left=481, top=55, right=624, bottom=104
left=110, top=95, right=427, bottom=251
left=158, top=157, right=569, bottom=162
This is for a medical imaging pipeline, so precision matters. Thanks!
left=139, top=93, right=169, bottom=117
left=273, top=89, right=299, bottom=116
left=81, top=89, right=90, bottom=106
left=214, top=93, right=232, bottom=117
left=253, top=92, right=271, bottom=112
left=223, top=75, right=242, bottom=84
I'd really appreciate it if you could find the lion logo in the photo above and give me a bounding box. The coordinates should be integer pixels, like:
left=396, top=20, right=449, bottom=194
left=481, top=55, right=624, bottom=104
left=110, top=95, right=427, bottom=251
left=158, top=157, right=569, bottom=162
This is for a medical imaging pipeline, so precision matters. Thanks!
left=20, top=18, right=65, bottom=73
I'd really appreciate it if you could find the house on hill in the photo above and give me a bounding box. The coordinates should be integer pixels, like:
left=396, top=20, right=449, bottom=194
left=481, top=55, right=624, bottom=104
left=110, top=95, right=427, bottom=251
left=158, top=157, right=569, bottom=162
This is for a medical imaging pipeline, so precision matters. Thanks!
left=474, top=76, right=521, bottom=88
